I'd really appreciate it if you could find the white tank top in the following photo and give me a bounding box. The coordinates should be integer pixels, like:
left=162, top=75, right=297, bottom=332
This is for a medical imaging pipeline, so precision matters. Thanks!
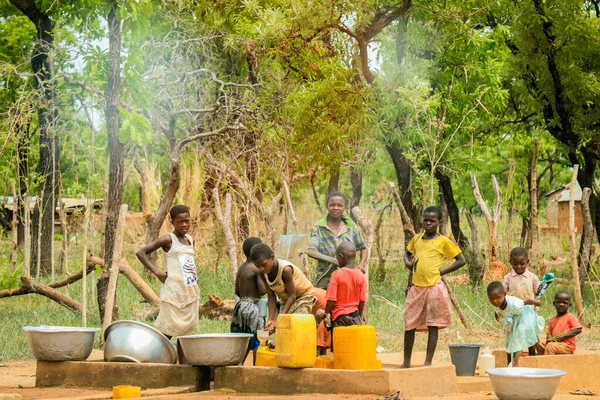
left=160, top=232, right=200, bottom=308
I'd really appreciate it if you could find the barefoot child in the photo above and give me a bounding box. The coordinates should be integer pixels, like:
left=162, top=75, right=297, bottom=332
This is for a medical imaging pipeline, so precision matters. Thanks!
left=250, top=243, right=316, bottom=334
left=503, top=247, right=541, bottom=357
left=231, top=237, right=267, bottom=364
left=136, top=205, right=200, bottom=338
left=325, top=242, right=366, bottom=345
left=535, top=290, right=582, bottom=355
left=488, top=281, right=543, bottom=366
left=402, top=206, right=466, bottom=368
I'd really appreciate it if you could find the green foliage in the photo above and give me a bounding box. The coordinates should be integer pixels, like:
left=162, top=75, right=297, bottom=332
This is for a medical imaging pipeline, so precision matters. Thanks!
left=0, top=267, right=21, bottom=290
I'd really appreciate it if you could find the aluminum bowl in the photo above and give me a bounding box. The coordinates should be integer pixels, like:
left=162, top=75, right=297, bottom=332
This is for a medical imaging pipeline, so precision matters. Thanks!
left=487, top=367, right=566, bottom=400
left=23, top=325, right=100, bottom=361
left=104, top=320, right=176, bottom=364
left=177, top=333, right=253, bottom=366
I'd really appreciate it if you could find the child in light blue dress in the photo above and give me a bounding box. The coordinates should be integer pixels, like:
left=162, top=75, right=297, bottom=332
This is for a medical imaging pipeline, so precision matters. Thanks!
left=487, top=281, right=544, bottom=366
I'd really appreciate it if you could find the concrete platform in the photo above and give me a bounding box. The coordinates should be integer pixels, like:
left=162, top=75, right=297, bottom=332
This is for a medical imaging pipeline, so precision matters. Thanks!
left=456, top=376, right=493, bottom=393
left=35, top=361, right=210, bottom=391
left=214, top=365, right=458, bottom=397
left=520, top=353, right=600, bottom=391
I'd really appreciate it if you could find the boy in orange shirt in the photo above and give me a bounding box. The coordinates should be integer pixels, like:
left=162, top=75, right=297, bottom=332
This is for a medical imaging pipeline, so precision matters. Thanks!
left=325, top=242, right=367, bottom=336
left=536, top=290, right=582, bottom=355
left=402, top=206, right=466, bottom=368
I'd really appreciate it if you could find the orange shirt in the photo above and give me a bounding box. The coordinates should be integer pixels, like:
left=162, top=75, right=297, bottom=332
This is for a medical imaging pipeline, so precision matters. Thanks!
left=548, top=312, right=582, bottom=352
left=326, top=266, right=367, bottom=320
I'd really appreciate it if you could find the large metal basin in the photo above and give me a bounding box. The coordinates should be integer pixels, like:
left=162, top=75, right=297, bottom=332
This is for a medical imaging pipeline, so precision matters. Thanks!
left=177, top=333, right=253, bottom=366
left=488, top=367, right=565, bottom=400
left=23, top=325, right=100, bottom=361
left=104, top=320, right=176, bottom=364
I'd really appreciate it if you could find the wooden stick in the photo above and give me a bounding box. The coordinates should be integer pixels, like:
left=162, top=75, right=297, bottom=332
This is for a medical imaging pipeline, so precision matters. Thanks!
left=351, top=206, right=374, bottom=321
left=580, top=188, right=595, bottom=295
left=59, top=200, right=69, bottom=274
left=213, top=188, right=238, bottom=282
left=387, top=181, right=415, bottom=237
left=11, top=182, right=18, bottom=272
left=530, top=138, right=539, bottom=262
left=102, top=204, right=128, bottom=336
left=442, top=277, right=472, bottom=330
left=282, top=179, right=299, bottom=234
left=81, top=196, right=92, bottom=327
left=568, top=165, right=584, bottom=319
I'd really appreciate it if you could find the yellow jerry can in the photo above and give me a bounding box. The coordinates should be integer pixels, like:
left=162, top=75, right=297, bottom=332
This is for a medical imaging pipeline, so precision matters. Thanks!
left=314, top=354, right=334, bottom=369
left=255, top=345, right=278, bottom=367
left=112, top=385, right=141, bottom=399
left=275, top=314, right=316, bottom=368
left=333, top=325, right=381, bottom=370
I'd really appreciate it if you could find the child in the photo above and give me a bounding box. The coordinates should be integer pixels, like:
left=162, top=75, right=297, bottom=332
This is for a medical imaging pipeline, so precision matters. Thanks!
left=503, top=247, right=541, bottom=356
left=487, top=281, right=543, bottom=366
left=535, top=290, right=582, bottom=355
left=250, top=243, right=316, bottom=333
left=325, top=242, right=366, bottom=333
left=136, top=205, right=199, bottom=338
left=402, top=206, right=466, bottom=368
left=309, top=192, right=367, bottom=289
left=230, top=237, right=267, bottom=364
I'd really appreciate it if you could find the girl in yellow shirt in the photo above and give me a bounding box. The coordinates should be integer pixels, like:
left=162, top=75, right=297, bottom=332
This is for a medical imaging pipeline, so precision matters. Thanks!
left=401, top=206, right=466, bottom=368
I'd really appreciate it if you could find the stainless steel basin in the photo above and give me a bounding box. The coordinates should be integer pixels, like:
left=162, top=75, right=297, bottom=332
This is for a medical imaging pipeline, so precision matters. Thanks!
left=104, top=320, right=176, bottom=364
left=487, top=367, right=566, bottom=400
left=23, top=325, right=100, bottom=361
left=177, top=333, right=253, bottom=366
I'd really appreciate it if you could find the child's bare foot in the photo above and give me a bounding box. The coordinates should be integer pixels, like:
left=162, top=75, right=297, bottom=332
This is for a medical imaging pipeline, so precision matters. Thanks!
left=422, top=361, right=433, bottom=367
left=398, top=363, right=411, bottom=368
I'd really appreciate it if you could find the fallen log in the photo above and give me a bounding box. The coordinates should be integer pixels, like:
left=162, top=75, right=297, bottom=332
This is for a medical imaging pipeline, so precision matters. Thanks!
left=1, top=257, right=160, bottom=311
left=87, top=255, right=160, bottom=307
left=21, top=276, right=83, bottom=313
left=0, top=265, right=96, bottom=298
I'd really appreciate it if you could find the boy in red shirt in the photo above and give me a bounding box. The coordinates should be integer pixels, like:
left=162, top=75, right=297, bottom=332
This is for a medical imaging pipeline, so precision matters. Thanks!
left=536, top=290, right=582, bottom=355
left=325, top=241, right=367, bottom=332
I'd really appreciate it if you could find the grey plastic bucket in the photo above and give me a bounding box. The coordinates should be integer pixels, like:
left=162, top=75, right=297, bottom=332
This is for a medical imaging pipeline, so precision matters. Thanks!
left=448, top=344, right=481, bottom=376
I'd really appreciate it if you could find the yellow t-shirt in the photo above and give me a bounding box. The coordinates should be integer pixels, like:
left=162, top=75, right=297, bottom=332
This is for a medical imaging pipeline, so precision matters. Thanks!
left=407, top=233, right=461, bottom=287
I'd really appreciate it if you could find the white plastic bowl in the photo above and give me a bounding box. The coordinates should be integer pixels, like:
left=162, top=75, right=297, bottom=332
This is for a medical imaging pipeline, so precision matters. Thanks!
left=487, top=367, right=566, bottom=400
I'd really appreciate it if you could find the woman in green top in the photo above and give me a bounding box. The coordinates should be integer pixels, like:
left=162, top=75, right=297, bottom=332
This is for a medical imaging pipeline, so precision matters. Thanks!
left=308, top=192, right=367, bottom=289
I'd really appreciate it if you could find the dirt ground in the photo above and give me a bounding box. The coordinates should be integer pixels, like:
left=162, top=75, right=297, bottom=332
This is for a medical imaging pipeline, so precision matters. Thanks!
left=1, top=351, right=599, bottom=400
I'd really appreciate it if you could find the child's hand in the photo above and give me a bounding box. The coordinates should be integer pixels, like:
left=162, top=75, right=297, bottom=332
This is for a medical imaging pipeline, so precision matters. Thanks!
left=265, top=320, right=276, bottom=334
left=494, top=312, right=501, bottom=322
left=324, top=313, right=332, bottom=330
left=156, top=271, right=167, bottom=284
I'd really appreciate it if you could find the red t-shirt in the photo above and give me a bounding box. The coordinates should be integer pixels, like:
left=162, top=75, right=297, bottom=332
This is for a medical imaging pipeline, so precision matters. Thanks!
left=548, top=312, right=582, bottom=352
left=326, top=266, right=367, bottom=320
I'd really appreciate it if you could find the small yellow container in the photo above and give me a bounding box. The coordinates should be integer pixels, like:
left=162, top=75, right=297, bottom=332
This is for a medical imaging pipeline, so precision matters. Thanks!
left=112, top=385, right=141, bottom=399
left=255, top=345, right=278, bottom=367
left=333, top=325, right=381, bottom=370
left=314, top=355, right=334, bottom=369
left=275, top=314, right=316, bottom=368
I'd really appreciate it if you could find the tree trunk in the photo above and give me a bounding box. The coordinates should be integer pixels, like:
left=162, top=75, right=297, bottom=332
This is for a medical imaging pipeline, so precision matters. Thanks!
left=470, top=174, right=501, bottom=263
left=16, top=122, right=29, bottom=246
left=350, top=166, right=362, bottom=209
left=9, top=0, right=60, bottom=276
left=579, top=188, right=594, bottom=295
left=568, top=165, right=585, bottom=319
left=98, top=0, right=123, bottom=322
left=465, top=208, right=485, bottom=287
left=435, top=170, right=469, bottom=250
left=529, top=138, right=540, bottom=261
left=327, top=165, right=340, bottom=194
left=310, top=174, right=323, bottom=213
left=385, top=141, right=422, bottom=231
